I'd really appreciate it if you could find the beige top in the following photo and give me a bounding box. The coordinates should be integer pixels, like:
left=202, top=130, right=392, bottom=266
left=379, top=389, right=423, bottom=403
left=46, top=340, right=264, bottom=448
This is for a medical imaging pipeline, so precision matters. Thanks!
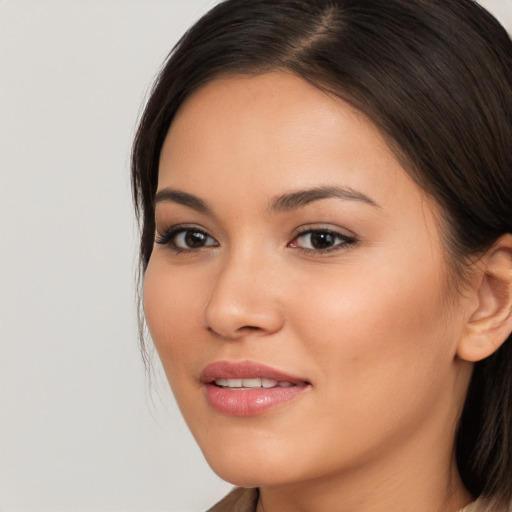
left=207, top=487, right=512, bottom=512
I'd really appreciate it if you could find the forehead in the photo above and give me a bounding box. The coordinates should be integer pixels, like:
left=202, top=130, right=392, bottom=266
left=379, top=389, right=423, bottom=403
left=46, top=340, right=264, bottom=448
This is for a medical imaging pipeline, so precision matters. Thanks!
left=159, top=72, right=406, bottom=201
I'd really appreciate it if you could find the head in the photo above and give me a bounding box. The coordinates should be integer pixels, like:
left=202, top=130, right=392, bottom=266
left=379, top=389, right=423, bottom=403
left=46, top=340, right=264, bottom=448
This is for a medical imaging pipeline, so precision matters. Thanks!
left=132, top=0, right=512, bottom=506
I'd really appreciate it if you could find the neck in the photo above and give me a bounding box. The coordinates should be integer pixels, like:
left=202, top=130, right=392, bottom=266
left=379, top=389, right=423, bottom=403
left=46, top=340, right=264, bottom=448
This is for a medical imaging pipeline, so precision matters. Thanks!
left=256, top=424, right=472, bottom=512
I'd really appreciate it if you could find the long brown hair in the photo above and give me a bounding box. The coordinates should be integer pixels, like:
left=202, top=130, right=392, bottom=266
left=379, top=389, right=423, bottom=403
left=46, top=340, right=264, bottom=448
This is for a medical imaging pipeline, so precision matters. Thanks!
left=132, top=0, right=512, bottom=505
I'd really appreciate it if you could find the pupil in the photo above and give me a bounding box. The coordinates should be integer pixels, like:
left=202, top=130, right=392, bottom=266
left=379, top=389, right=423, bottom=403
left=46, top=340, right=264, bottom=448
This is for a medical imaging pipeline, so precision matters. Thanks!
left=185, top=231, right=206, bottom=247
left=311, top=232, right=334, bottom=249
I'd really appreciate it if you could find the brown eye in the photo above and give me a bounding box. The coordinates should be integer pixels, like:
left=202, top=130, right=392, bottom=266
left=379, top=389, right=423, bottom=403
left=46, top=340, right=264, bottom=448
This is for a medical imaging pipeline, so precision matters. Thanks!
left=181, top=231, right=208, bottom=248
left=290, top=230, right=355, bottom=252
left=307, top=231, right=337, bottom=249
left=156, top=227, right=218, bottom=250
left=173, top=229, right=217, bottom=249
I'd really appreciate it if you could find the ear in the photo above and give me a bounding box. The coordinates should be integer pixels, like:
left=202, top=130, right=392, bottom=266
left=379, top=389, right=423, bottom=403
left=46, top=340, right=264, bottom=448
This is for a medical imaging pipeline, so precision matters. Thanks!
left=457, top=234, right=512, bottom=362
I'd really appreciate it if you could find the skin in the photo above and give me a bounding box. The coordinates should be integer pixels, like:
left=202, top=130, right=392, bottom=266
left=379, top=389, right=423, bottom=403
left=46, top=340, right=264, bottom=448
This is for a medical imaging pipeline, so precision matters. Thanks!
left=144, top=72, right=476, bottom=512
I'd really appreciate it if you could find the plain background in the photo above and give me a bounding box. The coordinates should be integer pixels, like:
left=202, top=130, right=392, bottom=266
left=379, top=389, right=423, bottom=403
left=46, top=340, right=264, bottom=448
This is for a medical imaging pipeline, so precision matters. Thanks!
left=1, top=1, right=511, bottom=511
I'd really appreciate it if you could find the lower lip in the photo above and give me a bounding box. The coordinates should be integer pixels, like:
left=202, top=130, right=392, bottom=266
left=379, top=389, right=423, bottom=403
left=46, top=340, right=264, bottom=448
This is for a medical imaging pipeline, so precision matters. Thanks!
left=204, top=383, right=308, bottom=416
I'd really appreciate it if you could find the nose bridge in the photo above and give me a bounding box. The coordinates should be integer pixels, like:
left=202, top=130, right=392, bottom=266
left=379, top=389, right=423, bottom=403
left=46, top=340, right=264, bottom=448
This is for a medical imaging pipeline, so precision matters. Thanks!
left=204, top=241, right=283, bottom=338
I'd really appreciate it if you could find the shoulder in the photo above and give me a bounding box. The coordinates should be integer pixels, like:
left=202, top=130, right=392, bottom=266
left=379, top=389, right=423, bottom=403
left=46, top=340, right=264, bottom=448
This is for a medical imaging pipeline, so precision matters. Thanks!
left=206, top=487, right=259, bottom=512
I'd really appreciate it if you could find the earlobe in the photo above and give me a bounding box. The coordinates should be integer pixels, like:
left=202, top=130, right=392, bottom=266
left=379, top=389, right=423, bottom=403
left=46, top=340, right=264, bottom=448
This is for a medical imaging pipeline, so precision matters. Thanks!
left=457, top=234, right=512, bottom=363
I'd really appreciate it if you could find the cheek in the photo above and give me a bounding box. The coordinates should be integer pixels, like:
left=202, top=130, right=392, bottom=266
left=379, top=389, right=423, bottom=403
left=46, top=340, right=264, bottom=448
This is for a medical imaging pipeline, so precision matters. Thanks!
left=292, top=254, right=446, bottom=347
left=143, top=257, right=207, bottom=380
left=287, top=249, right=457, bottom=423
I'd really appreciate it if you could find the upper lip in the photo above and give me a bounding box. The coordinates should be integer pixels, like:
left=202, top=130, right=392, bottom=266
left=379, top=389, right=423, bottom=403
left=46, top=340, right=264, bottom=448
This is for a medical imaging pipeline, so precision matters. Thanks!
left=200, top=360, right=309, bottom=385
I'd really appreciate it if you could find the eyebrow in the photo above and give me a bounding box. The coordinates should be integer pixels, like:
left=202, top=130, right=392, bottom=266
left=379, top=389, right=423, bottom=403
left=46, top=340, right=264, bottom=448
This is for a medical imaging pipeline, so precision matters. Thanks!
left=269, top=185, right=380, bottom=212
left=153, top=184, right=379, bottom=215
left=154, top=188, right=211, bottom=213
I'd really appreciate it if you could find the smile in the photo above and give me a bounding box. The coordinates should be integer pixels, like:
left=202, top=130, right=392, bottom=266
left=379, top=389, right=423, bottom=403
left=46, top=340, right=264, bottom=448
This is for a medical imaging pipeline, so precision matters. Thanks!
left=201, top=361, right=311, bottom=416
left=213, top=378, right=295, bottom=389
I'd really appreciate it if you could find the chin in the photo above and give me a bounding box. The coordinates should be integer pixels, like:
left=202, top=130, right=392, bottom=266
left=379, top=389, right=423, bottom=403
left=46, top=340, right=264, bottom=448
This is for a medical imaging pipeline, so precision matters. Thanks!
left=198, top=435, right=317, bottom=488
left=206, top=459, right=290, bottom=488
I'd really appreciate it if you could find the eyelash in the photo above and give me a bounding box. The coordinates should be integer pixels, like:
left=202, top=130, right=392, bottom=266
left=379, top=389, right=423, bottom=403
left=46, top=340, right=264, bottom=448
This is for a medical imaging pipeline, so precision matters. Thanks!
left=289, top=228, right=357, bottom=254
left=155, top=225, right=357, bottom=255
left=155, top=225, right=218, bottom=253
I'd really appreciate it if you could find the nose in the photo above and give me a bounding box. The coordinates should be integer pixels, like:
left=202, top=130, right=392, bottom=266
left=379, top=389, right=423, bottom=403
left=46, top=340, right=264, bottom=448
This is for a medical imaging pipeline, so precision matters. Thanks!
left=204, top=251, right=284, bottom=340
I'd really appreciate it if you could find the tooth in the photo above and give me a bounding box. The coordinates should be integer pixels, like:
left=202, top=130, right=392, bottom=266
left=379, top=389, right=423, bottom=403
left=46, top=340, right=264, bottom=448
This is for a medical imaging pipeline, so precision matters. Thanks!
left=215, top=378, right=291, bottom=389
left=242, top=378, right=262, bottom=388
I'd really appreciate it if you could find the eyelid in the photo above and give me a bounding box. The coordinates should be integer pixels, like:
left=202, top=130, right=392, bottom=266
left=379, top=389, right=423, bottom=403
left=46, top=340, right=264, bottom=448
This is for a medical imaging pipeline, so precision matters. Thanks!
left=155, top=224, right=219, bottom=250
left=288, top=225, right=358, bottom=253
left=154, top=223, right=357, bottom=255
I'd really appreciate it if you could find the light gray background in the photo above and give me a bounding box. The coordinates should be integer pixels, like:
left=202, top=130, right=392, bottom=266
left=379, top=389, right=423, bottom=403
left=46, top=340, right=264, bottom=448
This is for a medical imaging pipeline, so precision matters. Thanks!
left=1, top=1, right=511, bottom=511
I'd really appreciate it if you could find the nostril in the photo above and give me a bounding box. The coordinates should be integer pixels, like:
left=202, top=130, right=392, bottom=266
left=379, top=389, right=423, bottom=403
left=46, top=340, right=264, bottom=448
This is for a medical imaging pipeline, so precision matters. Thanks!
left=207, top=324, right=264, bottom=339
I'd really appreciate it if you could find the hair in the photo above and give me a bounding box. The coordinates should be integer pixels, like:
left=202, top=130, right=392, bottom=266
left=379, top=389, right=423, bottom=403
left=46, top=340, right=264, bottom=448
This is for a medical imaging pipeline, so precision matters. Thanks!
left=131, top=0, right=512, bottom=506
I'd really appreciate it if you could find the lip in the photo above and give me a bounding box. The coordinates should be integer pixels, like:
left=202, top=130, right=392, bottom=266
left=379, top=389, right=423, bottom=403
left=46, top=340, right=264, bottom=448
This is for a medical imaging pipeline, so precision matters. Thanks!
left=200, top=360, right=311, bottom=416
left=200, top=360, right=308, bottom=384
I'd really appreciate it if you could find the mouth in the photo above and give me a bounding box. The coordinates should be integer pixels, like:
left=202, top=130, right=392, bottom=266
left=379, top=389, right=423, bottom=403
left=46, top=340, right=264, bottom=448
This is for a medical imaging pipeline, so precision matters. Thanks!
left=212, top=377, right=297, bottom=389
left=200, top=360, right=311, bottom=416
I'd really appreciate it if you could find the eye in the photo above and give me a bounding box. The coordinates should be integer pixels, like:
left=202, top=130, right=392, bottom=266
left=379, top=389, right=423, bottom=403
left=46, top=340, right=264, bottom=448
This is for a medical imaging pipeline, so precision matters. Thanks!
left=155, top=226, right=218, bottom=251
left=289, top=229, right=356, bottom=252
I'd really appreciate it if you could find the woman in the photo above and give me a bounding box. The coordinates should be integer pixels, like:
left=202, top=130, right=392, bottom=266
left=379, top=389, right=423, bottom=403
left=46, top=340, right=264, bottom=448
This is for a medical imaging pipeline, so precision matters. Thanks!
left=131, top=1, right=512, bottom=511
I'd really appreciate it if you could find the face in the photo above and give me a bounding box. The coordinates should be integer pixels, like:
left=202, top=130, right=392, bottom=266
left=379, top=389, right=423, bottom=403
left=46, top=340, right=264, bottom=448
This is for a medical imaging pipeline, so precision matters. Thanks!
left=144, top=72, right=470, bottom=488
